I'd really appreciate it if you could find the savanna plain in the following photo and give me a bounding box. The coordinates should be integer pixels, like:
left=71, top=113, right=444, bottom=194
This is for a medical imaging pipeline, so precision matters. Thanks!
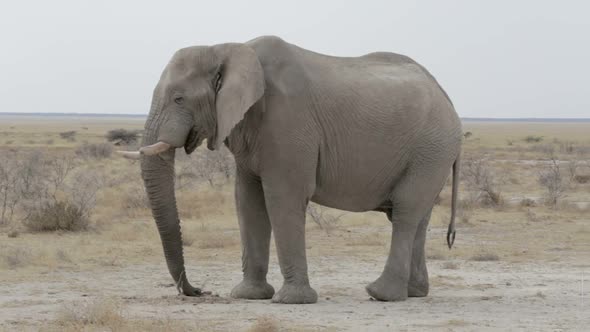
left=0, top=115, right=588, bottom=331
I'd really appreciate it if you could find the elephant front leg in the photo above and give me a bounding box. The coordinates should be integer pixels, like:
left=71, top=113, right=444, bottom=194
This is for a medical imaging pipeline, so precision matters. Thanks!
left=230, top=169, right=275, bottom=300
left=263, top=187, right=318, bottom=304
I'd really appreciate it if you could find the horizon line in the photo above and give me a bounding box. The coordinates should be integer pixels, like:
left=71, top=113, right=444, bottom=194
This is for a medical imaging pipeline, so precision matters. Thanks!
left=0, top=112, right=589, bottom=122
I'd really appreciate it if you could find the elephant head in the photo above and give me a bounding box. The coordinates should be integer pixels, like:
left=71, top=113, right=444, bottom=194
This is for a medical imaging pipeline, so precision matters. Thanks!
left=120, top=44, right=264, bottom=295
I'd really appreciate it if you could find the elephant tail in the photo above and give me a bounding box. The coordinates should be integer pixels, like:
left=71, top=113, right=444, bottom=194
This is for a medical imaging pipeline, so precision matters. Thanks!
left=447, top=153, right=461, bottom=249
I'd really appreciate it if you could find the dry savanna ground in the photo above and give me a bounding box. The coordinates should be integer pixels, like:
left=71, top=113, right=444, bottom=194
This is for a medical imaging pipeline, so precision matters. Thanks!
left=0, top=115, right=588, bottom=331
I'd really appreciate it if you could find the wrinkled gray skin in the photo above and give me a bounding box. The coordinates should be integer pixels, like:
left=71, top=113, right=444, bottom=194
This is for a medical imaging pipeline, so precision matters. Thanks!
left=138, top=36, right=462, bottom=304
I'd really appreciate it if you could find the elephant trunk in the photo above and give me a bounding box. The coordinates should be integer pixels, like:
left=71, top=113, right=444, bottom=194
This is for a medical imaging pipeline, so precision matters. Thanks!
left=140, top=127, right=200, bottom=296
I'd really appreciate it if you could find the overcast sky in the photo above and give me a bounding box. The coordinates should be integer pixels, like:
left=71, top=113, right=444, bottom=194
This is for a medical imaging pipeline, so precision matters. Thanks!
left=1, top=1, right=588, bottom=118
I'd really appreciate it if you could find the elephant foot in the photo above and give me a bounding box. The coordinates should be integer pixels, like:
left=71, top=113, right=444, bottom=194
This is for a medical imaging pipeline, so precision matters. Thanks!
left=408, top=282, right=429, bottom=297
left=366, top=276, right=408, bottom=302
left=230, top=280, right=275, bottom=299
left=408, top=278, right=429, bottom=297
left=271, top=283, right=318, bottom=304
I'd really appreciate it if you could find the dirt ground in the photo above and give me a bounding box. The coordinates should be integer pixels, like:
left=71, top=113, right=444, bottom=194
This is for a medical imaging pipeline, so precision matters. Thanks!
left=1, top=222, right=587, bottom=331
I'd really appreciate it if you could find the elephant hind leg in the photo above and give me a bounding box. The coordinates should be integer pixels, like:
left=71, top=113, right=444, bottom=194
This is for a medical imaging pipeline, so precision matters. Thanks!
left=407, top=209, right=432, bottom=297
left=366, top=171, right=442, bottom=301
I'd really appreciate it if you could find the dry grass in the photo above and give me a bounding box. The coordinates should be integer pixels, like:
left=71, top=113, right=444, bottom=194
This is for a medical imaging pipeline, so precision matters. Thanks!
left=469, top=252, right=500, bottom=262
left=48, top=297, right=196, bottom=332
left=247, top=315, right=280, bottom=332
left=442, top=261, right=459, bottom=270
left=2, top=247, right=31, bottom=269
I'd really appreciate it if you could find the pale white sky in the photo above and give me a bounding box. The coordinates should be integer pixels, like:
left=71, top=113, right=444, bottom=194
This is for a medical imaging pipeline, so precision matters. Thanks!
left=1, top=0, right=588, bottom=118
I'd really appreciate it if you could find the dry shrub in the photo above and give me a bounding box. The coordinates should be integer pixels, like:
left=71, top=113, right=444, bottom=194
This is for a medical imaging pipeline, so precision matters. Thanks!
left=442, top=261, right=459, bottom=270
left=124, top=184, right=150, bottom=210
left=24, top=200, right=90, bottom=232
left=247, top=315, right=280, bottom=332
left=3, top=247, right=31, bottom=269
left=525, top=209, right=538, bottom=222
left=519, top=198, right=536, bottom=207
left=426, top=252, right=446, bottom=260
left=538, top=158, right=568, bottom=207
left=574, top=174, right=590, bottom=184
left=106, top=128, right=139, bottom=145
left=306, top=203, right=344, bottom=233
left=175, top=148, right=235, bottom=189
left=567, top=159, right=590, bottom=184
left=59, top=131, right=77, bottom=142
left=462, top=157, right=503, bottom=207
left=75, top=143, right=113, bottom=159
left=55, top=298, right=125, bottom=330
left=529, top=143, right=555, bottom=155
left=469, top=252, right=500, bottom=262
left=523, top=135, right=543, bottom=143
left=196, top=233, right=237, bottom=249
left=347, top=234, right=386, bottom=247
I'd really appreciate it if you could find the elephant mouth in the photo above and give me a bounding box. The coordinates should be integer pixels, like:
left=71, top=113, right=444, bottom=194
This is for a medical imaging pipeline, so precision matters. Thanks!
left=117, top=128, right=215, bottom=160
left=184, top=128, right=201, bottom=155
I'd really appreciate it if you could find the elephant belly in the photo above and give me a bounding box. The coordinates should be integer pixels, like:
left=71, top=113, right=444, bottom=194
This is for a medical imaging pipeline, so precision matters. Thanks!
left=311, top=162, right=401, bottom=213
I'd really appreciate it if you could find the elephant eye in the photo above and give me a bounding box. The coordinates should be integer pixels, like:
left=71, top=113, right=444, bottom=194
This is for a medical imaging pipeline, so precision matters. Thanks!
left=174, top=96, right=184, bottom=105
left=214, top=72, right=222, bottom=93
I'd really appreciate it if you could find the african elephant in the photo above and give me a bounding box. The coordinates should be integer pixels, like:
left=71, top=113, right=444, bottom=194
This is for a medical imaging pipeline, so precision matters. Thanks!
left=120, top=36, right=462, bottom=304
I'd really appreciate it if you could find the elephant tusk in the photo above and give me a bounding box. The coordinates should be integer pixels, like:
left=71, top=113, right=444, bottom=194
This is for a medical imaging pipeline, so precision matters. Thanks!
left=139, top=141, right=171, bottom=156
left=116, top=151, right=141, bottom=160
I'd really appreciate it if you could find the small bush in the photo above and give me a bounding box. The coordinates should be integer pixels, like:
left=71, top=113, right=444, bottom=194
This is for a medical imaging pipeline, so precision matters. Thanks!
left=306, top=203, right=344, bottom=234
left=538, top=158, right=567, bottom=208
left=57, top=298, right=125, bottom=330
left=106, top=129, right=139, bottom=145
left=524, top=135, right=543, bottom=143
left=247, top=315, right=280, bottom=332
left=469, top=252, right=500, bottom=262
left=519, top=198, right=536, bottom=207
left=60, top=131, right=77, bottom=142
left=3, top=247, right=31, bottom=269
left=75, top=143, right=113, bottom=159
left=463, top=131, right=473, bottom=139
left=124, top=185, right=150, bottom=210
left=462, top=157, right=503, bottom=207
left=442, top=261, right=459, bottom=270
left=24, top=201, right=90, bottom=232
left=574, top=174, right=590, bottom=184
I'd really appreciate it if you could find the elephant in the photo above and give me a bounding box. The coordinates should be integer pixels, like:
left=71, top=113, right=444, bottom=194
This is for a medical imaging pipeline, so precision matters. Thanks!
left=119, top=35, right=462, bottom=304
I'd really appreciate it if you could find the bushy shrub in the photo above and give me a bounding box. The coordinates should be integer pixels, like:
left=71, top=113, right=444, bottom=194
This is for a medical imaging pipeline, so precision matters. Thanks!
left=538, top=158, right=568, bottom=207
left=306, top=203, right=344, bottom=233
left=1, top=150, right=99, bottom=231
left=24, top=200, right=89, bottom=232
left=175, top=147, right=235, bottom=189
left=462, top=157, right=503, bottom=207
left=106, top=129, right=139, bottom=145
left=523, top=135, right=543, bottom=143
left=75, top=143, right=113, bottom=159
left=60, top=131, right=77, bottom=142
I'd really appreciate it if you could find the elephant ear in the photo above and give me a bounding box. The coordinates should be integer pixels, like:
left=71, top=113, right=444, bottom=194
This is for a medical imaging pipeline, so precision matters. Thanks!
left=212, top=43, right=265, bottom=150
